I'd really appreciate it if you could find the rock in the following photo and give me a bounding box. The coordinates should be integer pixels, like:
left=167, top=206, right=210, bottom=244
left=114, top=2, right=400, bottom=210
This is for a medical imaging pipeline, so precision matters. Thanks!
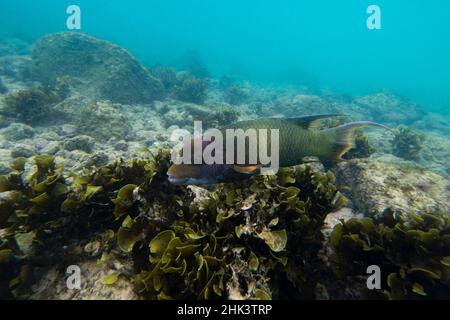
left=55, top=150, right=91, bottom=171
left=351, top=92, right=426, bottom=125
left=38, top=131, right=61, bottom=141
left=30, top=260, right=138, bottom=300
left=59, top=124, right=78, bottom=137
left=114, top=140, right=128, bottom=151
left=0, top=77, right=7, bottom=94
left=158, top=99, right=238, bottom=129
left=0, top=139, right=12, bottom=149
left=41, top=141, right=61, bottom=155
left=418, top=132, right=450, bottom=176
left=34, top=138, right=49, bottom=150
left=1, top=122, right=35, bottom=140
left=412, top=112, right=450, bottom=136
left=0, top=36, right=30, bottom=56
left=0, top=56, right=32, bottom=80
left=0, top=148, right=12, bottom=170
left=84, top=152, right=109, bottom=167
left=63, top=135, right=95, bottom=153
left=74, top=101, right=133, bottom=142
left=0, top=114, right=8, bottom=128
left=334, top=155, right=449, bottom=217
left=30, top=32, right=164, bottom=104
left=11, top=143, right=37, bottom=158
left=0, top=162, right=9, bottom=174
left=275, top=94, right=337, bottom=117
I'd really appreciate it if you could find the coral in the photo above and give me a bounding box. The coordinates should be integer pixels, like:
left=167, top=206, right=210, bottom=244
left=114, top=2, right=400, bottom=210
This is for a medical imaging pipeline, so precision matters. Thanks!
left=173, top=73, right=208, bottom=104
left=330, top=209, right=450, bottom=299
left=29, top=32, right=164, bottom=104
left=391, top=126, right=425, bottom=161
left=3, top=87, right=60, bottom=125
left=74, top=101, right=133, bottom=143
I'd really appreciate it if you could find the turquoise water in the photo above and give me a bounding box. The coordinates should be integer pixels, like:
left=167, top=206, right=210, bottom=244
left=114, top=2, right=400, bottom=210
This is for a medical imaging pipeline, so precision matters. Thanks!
left=0, top=0, right=449, bottom=111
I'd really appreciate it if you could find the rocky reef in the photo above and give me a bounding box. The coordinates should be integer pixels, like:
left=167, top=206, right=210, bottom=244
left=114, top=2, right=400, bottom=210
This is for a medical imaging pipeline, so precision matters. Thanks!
left=0, top=31, right=449, bottom=300
left=29, top=32, right=164, bottom=104
left=334, top=155, right=449, bottom=217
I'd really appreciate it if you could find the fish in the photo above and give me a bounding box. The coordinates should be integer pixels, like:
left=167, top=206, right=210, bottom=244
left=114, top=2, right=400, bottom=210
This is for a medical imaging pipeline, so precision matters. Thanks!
left=167, top=114, right=389, bottom=185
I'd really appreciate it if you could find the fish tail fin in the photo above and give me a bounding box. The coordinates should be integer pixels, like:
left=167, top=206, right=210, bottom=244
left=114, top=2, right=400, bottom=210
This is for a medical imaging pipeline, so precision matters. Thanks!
left=326, top=121, right=390, bottom=161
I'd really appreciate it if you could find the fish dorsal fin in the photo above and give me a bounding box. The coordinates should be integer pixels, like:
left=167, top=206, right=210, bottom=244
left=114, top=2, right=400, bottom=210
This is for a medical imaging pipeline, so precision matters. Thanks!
left=232, top=165, right=260, bottom=175
left=286, top=114, right=345, bottom=130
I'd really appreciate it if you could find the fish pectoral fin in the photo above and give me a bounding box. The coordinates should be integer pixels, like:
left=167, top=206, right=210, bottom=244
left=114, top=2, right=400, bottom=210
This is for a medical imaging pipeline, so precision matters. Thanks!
left=232, top=165, right=260, bottom=174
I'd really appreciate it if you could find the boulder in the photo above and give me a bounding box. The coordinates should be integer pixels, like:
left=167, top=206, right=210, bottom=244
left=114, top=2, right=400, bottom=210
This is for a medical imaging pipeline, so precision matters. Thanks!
left=29, top=32, right=163, bottom=104
left=1, top=122, right=35, bottom=141
left=63, top=135, right=95, bottom=153
left=334, top=155, right=449, bottom=216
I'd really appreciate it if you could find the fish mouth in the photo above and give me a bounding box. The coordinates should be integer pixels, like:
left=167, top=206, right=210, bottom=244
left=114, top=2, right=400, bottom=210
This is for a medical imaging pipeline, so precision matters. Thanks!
left=167, top=173, right=216, bottom=186
left=167, top=174, right=188, bottom=185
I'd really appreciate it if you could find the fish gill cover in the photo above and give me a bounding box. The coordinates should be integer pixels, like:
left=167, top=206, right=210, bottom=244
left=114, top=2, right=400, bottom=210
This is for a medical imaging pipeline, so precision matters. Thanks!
left=0, top=0, right=448, bottom=301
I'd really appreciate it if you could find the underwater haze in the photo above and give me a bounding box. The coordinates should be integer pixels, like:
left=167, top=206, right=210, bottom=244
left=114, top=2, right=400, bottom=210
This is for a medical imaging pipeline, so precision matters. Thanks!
left=1, top=0, right=450, bottom=111
left=0, top=0, right=449, bottom=301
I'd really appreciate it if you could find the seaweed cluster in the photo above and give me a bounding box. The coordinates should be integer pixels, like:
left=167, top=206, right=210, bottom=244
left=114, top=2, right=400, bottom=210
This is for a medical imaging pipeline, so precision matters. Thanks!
left=173, top=73, right=208, bottom=104
left=3, top=87, right=60, bottom=125
left=330, top=209, right=450, bottom=299
left=391, top=126, right=425, bottom=161
left=0, top=150, right=172, bottom=298
left=0, top=155, right=68, bottom=297
left=343, top=128, right=376, bottom=159
left=0, top=149, right=348, bottom=299
left=1, top=148, right=448, bottom=300
left=133, top=165, right=346, bottom=299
